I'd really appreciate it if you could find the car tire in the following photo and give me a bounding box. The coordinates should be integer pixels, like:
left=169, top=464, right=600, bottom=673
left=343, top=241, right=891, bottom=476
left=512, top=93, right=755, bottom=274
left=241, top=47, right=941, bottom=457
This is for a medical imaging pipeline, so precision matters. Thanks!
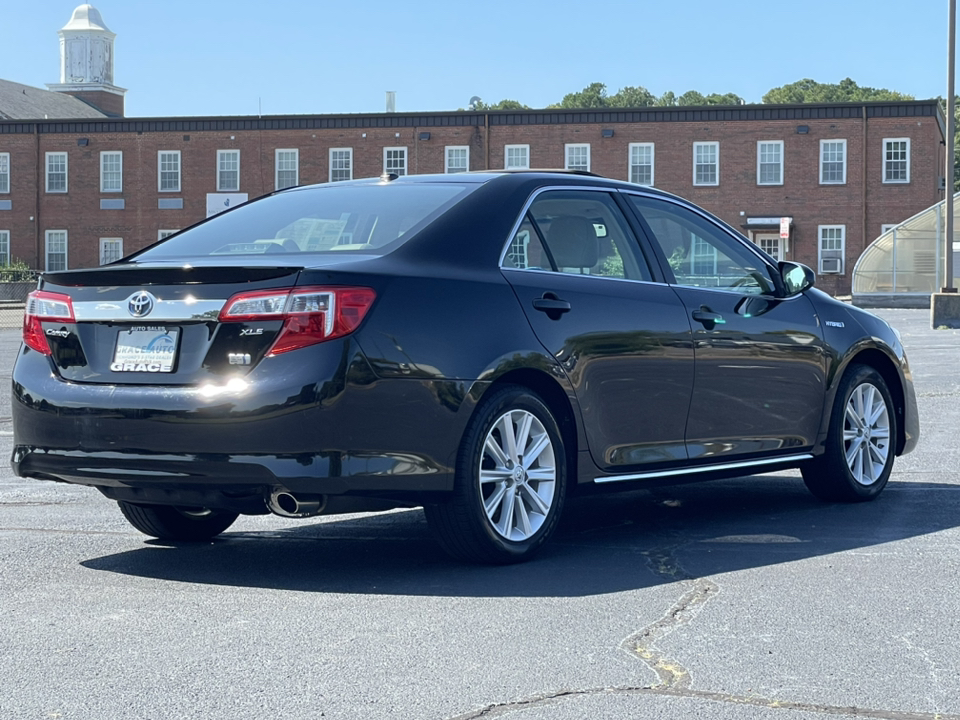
left=424, top=385, right=566, bottom=564
left=802, top=364, right=897, bottom=503
left=118, top=501, right=239, bottom=541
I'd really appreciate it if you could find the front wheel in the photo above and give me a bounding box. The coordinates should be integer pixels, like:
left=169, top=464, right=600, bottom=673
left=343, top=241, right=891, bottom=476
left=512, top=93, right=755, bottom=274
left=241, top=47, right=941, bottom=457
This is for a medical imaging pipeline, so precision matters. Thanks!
left=802, top=364, right=897, bottom=502
left=424, top=386, right=566, bottom=564
left=118, top=502, right=239, bottom=541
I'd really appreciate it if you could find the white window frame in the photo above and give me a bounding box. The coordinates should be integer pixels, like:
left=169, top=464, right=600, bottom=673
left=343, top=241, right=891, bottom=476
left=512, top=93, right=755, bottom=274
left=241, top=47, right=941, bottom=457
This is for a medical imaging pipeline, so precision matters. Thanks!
left=882, top=138, right=911, bottom=184
left=45, top=152, right=68, bottom=193
left=0, top=153, right=9, bottom=194
left=217, top=149, right=240, bottom=192
left=819, top=139, right=847, bottom=185
left=383, top=147, right=407, bottom=176
left=693, top=142, right=719, bottom=186
left=628, top=143, right=655, bottom=186
left=818, top=224, right=846, bottom=274
left=45, top=230, right=68, bottom=272
left=99, top=237, right=123, bottom=265
left=564, top=143, right=591, bottom=172
left=275, top=149, right=299, bottom=190
left=880, top=223, right=897, bottom=235
left=158, top=151, right=181, bottom=192
left=0, top=230, right=9, bottom=266
left=752, top=233, right=783, bottom=261
left=504, top=144, right=530, bottom=170
left=756, top=141, right=783, bottom=186
left=445, top=146, right=470, bottom=174
left=99, top=151, right=122, bottom=193
left=158, top=229, right=179, bottom=241
left=329, top=148, right=353, bottom=182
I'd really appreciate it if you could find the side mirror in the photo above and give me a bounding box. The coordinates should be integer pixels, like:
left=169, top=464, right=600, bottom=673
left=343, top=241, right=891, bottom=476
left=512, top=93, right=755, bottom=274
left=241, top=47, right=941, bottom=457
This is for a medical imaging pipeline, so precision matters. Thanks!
left=779, top=261, right=816, bottom=297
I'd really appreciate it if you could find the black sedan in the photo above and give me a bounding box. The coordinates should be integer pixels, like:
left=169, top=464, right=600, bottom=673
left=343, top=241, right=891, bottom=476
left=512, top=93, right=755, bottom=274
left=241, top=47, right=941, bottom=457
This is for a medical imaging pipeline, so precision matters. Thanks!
left=12, top=171, right=919, bottom=563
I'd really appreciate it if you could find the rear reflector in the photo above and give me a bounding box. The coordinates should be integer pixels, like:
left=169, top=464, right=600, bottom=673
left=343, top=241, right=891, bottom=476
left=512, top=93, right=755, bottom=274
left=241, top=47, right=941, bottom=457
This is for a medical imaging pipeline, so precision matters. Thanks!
left=23, top=290, right=75, bottom=355
left=220, top=286, right=375, bottom=355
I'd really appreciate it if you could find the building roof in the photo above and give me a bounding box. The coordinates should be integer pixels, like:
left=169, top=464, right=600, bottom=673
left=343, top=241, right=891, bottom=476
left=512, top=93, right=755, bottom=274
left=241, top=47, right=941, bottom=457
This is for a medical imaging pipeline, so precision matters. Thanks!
left=62, top=4, right=112, bottom=33
left=0, top=78, right=108, bottom=120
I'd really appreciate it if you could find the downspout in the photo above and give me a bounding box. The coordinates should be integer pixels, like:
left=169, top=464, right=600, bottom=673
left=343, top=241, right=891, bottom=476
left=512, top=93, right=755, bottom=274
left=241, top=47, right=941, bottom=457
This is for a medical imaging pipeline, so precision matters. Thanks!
left=34, top=122, right=41, bottom=273
left=484, top=113, right=490, bottom=170
left=861, top=105, right=868, bottom=269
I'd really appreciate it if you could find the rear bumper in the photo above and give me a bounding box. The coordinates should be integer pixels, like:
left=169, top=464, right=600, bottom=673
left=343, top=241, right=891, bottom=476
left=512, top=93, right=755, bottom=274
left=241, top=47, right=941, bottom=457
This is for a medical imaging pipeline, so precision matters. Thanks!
left=11, top=340, right=474, bottom=497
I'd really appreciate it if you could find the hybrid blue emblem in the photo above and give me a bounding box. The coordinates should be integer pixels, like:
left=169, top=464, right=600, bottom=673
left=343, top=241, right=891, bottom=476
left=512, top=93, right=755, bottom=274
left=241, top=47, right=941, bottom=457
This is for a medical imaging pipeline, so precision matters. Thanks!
left=127, top=291, right=156, bottom=318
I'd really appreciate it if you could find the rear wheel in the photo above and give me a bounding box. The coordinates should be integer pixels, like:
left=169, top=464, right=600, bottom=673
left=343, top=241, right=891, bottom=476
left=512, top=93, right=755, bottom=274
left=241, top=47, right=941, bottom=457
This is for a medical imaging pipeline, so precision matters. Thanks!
left=424, top=386, right=566, bottom=564
left=118, top=501, right=239, bottom=541
left=802, top=364, right=896, bottom=502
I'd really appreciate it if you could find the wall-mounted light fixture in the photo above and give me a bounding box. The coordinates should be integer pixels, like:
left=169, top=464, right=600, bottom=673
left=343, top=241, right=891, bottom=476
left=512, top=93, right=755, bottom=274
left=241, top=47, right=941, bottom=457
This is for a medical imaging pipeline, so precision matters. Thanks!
left=796, top=125, right=809, bottom=134
left=602, top=128, right=615, bottom=138
left=419, top=132, right=431, bottom=141
left=76, top=138, right=89, bottom=146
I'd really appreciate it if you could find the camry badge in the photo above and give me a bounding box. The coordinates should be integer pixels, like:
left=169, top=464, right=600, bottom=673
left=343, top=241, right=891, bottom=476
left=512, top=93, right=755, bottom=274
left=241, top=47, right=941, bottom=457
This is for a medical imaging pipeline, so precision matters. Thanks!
left=127, top=291, right=156, bottom=318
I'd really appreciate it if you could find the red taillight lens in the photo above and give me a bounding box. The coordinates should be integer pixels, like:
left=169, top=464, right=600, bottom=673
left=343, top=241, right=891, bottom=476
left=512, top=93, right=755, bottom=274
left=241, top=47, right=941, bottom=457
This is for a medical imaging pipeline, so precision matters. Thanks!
left=23, top=290, right=75, bottom=355
left=219, top=286, right=376, bottom=356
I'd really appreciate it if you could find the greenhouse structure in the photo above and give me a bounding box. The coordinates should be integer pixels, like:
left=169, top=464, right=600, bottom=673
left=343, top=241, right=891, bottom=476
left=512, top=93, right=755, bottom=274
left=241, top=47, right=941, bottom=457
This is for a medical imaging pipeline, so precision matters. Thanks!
left=853, top=193, right=960, bottom=308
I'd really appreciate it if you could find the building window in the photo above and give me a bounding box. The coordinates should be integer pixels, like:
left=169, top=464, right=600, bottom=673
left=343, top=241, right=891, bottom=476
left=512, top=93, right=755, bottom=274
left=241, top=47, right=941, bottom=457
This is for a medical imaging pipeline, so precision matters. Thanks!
left=0, top=153, right=9, bottom=194
left=818, top=225, right=845, bottom=274
left=158, top=229, right=179, bottom=241
left=757, top=141, right=783, bottom=185
left=99, top=237, right=123, bottom=265
left=45, top=230, right=68, bottom=271
left=217, top=150, right=240, bottom=191
left=0, top=230, right=9, bottom=266
left=693, top=142, right=718, bottom=186
left=505, top=144, right=530, bottom=169
left=753, top=234, right=782, bottom=260
left=445, top=146, right=469, bottom=173
left=329, top=148, right=353, bottom=182
left=46, top=152, right=68, bottom=193
left=275, top=149, right=299, bottom=190
left=383, top=147, right=407, bottom=176
left=880, top=223, right=897, bottom=235
left=883, top=138, right=910, bottom=183
left=100, top=151, right=122, bottom=193
left=628, top=143, right=654, bottom=186
left=691, top=234, right=718, bottom=275
left=158, top=151, right=181, bottom=192
left=565, top=144, right=590, bottom=172
left=506, top=230, right=531, bottom=269
left=820, top=140, right=847, bottom=184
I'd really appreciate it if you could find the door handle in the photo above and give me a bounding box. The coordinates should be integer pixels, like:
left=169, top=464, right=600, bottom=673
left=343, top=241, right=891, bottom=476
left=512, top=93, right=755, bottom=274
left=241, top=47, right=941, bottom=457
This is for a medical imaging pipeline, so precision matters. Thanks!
left=692, top=307, right=725, bottom=330
left=532, top=293, right=571, bottom=319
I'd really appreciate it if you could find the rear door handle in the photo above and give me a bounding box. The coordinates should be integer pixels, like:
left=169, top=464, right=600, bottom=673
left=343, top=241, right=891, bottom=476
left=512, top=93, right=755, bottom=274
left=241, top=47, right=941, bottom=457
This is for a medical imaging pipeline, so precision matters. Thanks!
left=532, top=294, right=571, bottom=319
left=692, top=307, right=725, bottom=329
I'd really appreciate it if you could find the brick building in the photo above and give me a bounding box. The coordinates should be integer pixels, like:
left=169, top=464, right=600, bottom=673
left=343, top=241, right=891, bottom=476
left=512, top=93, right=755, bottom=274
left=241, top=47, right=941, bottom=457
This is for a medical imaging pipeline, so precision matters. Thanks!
left=0, top=5, right=947, bottom=295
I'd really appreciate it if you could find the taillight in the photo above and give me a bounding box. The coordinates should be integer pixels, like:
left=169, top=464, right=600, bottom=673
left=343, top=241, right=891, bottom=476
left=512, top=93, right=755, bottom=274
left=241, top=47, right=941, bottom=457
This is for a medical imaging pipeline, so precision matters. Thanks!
left=23, top=290, right=75, bottom=356
left=219, top=286, right=376, bottom=355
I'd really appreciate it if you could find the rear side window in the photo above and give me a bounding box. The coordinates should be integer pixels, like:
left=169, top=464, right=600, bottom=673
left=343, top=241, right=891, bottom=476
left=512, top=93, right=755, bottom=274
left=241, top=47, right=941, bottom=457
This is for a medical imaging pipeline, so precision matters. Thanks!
left=133, top=183, right=475, bottom=260
left=503, top=190, right=652, bottom=282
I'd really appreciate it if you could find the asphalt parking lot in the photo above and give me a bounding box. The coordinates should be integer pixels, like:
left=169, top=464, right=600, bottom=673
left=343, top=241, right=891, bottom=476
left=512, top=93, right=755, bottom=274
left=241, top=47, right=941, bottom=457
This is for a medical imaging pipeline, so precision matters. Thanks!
left=1, top=308, right=959, bottom=720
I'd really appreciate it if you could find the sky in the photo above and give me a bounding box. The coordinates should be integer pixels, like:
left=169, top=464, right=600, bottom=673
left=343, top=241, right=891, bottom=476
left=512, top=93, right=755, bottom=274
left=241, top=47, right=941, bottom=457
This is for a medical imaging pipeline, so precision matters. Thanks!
left=0, top=0, right=956, bottom=118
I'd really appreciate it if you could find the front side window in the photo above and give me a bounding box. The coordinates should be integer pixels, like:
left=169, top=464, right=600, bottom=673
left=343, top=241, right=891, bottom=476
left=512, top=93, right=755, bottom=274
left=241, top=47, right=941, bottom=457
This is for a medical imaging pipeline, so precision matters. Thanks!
left=820, top=140, right=846, bottom=184
left=505, top=144, right=530, bottom=169
left=100, top=151, right=122, bottom=192
left=565, top=144, right=590, bottom=172
left=158, top=151, right=181, bottom=192
left=627, top=194, right=776, bottom=294
left=693, top=142, right=718, bottom=186
left=629, top=143, right=654, bottom=186
left=0, top=153, right=9, bottom=194
left=330, top=148, right=353, bottom=182
left=275, top=149, right=299, bottom=190
left=0, top=230, right=9, bottom=266
left=46, top=152, right=68, bottom=193
left=883, top=138, right=910, bottom=183
left=100, top=237, right=123, bottom=265
left=218, top=150, right=240, bottom=192
left=445, top=146, right=469, bottom=174
left=384, top=147, right=407, bottom=176
left=757, top=141, right=783, bottom=185
left=503, top=190, right=652, bottom=282
left=45, top=230, right=68, bottom=271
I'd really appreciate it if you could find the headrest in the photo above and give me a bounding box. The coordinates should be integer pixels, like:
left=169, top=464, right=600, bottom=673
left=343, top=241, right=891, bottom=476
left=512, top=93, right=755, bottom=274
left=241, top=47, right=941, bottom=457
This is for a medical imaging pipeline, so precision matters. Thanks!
left=546, top=216, right=599, bottom=269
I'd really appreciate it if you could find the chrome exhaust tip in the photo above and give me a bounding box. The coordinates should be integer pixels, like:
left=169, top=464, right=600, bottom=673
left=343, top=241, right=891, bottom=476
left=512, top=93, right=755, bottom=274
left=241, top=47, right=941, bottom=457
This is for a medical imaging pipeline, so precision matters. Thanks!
left=266, top=489, right=326, bottom=518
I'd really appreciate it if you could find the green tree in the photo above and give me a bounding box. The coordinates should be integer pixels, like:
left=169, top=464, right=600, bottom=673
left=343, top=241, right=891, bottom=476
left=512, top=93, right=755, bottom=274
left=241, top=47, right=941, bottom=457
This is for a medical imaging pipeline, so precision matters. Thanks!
left=655, top=91, right=677, bottom=107
left=678, top=90, right=706, bottom=106
left=703, top=92, right=744, bottom=105
left=554, top=82, right=610, bottom=109
left=763, top=77, right=914, bottom=104
left=608, top=85, right=656, bottom=107
left=471, top=98, right=530, bottom=110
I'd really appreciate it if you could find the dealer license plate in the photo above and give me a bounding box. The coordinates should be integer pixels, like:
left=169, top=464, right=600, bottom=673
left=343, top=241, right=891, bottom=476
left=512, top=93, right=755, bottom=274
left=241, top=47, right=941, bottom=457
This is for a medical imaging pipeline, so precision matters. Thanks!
left=111, top=327, right=179, bottom=373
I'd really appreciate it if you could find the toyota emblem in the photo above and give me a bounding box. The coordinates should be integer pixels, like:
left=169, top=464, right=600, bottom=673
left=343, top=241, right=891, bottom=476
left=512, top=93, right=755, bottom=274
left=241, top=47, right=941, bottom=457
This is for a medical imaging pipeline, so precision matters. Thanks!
left=127, top=291, right=156, bottom=318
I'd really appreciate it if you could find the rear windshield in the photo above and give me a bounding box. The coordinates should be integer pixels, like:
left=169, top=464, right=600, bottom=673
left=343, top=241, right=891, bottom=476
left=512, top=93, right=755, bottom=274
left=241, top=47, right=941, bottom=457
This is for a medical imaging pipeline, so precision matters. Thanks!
left=132, top=182, right=475, bottom=260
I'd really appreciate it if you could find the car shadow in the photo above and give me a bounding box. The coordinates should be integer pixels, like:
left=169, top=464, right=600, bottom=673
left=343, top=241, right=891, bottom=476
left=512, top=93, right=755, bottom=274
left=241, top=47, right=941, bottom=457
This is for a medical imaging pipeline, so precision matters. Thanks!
left=80, top=475, right=960, bottom=597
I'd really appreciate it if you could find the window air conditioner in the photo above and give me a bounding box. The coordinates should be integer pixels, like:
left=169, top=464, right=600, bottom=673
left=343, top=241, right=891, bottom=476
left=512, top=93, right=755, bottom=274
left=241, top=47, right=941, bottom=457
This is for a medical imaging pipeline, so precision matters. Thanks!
left=820, top=257, right=842, bottom=274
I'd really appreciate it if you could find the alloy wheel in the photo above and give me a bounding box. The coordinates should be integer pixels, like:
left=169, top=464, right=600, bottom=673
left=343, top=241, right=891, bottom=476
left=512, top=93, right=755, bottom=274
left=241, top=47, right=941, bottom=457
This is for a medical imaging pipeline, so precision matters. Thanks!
left=843, top=382, right=891, bottom=486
